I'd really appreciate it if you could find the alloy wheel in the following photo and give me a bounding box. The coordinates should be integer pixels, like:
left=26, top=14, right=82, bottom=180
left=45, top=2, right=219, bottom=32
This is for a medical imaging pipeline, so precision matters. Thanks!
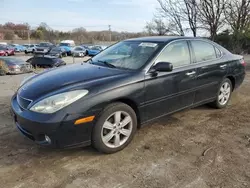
left=101, top=111, right=133, bottom=148
left=218, top=82, right=231, bottom=105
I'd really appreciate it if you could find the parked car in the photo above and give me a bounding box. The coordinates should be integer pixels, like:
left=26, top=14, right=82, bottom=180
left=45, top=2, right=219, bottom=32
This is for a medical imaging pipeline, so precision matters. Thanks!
left=10, top=44, right=27, bottom=52
left=0, top=46, right=8, bottom=56
left=35, top=42, right=55, bottom=54
left=0, top=45, right=15, bottom=56
left=59, top=40, right=75, bottom=55
left=48, top=47, right=67, bottom=58
left=26, top=55, right=66, bottom=68
left=0, top=57, right=32, bottom=75
left=11, top=36, right=246, bottom=153
left=86, top=45, right=103, bottom=56
left=72, top=46, right=86, bottom=57
left=23, top=44, right=37, bottom=54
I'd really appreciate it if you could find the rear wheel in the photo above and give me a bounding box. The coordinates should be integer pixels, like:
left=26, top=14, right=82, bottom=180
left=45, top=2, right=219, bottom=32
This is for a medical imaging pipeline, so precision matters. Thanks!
left=211, top=78, right=232, bottom=109
left=92, top=102, right=137, bottom=153
left=25, top=50, right=28, bottom=54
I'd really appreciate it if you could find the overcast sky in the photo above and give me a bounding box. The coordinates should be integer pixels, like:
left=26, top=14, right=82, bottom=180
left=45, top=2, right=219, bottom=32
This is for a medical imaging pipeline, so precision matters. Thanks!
left=0, top=0, right=159, bottom=32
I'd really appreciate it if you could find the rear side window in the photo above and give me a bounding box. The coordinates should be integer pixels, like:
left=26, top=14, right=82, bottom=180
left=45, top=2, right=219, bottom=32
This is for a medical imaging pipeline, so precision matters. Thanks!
left=215, top=47, right=222, bottom=58
left=156, top=41, right=191, bottom=68
left=191, top=41, right=216, bottom=62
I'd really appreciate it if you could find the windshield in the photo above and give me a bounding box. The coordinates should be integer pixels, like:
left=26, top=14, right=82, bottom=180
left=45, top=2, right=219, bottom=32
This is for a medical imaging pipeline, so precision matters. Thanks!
left=0, top=58, right=25, bottom=64
left=91, top=41, right=160, bottom=70
left=51, top=48, right=61, bottom=52
left=74, top=47, right=83, bottom=51
left=39, top=43, right=49, bottom=47
left=60, top=43, right=70, bottom=47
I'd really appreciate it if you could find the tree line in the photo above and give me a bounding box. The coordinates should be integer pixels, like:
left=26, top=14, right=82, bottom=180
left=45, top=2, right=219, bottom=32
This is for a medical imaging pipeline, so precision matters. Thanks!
left=0, top=22, right=147, bottom=44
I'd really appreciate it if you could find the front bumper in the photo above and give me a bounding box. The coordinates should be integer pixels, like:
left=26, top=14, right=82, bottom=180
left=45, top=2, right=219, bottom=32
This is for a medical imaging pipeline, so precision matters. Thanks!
left=11, top=95, right=96, bottom=148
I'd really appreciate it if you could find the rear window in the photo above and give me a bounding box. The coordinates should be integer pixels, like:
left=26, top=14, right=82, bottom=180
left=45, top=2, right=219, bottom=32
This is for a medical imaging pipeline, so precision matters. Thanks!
left=191, top=41, right=217, bottom=62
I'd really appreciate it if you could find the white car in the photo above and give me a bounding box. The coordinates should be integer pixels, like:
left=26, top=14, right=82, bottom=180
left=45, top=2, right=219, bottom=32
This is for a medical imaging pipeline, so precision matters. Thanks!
left=23, top=44, right=38, bottom=54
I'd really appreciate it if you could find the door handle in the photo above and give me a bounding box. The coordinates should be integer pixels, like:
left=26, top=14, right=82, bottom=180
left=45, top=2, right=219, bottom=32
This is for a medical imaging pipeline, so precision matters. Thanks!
left=186, top=71, right=196, bottom=76
left=220, top=64, right=227, bottom=68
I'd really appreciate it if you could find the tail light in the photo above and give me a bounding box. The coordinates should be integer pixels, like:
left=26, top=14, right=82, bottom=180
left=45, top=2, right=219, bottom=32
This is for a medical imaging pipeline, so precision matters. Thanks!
left=240, top=59, right=246, bottom=66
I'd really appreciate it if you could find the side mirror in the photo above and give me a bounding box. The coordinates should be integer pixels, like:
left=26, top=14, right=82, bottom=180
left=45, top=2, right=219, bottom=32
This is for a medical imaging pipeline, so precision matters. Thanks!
left=151, top=62, right=173, bottom=72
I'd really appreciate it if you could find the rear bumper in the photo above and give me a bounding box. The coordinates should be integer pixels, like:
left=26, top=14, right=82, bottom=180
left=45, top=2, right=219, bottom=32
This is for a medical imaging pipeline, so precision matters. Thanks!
left=234, top=71, right=245, bottom=89
left=11, top=95, right=97, bottom=149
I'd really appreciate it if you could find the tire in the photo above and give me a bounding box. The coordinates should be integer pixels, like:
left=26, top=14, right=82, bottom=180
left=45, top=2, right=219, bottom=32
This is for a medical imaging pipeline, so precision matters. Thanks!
left=32, top=49, right=35, bottom=53
left=85, top=51, right=88, bottom=56
left=210, top=78, right=232, bottom=109
left=25, top=50, right=28, bottom=54
left=59, top=54, right=63, bottom=58
left=92, top=102, right=137, bottom=154
left=4, top=53, right=8, bottom=56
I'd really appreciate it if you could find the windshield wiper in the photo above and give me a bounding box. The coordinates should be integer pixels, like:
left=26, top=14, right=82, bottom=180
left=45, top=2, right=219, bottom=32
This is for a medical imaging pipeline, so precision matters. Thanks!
left=97, top=60, right=116, bottom=68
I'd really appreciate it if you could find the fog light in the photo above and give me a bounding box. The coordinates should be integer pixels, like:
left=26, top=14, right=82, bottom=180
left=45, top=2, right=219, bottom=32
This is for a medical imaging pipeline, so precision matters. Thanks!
left=45, top=135, right=51, bottom=144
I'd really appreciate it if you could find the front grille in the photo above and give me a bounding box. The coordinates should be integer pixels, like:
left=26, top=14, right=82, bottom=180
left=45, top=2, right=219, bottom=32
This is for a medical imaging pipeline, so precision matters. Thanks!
left=17, top=95, right=32, bottom=109
left=36, top=49, right=44, bottom=51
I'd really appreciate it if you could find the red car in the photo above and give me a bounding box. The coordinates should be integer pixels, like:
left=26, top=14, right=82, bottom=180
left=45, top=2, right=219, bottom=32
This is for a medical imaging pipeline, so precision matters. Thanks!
left=0, top=45, right=15, bottom=56
left=0, top=46, right=8, bottom=56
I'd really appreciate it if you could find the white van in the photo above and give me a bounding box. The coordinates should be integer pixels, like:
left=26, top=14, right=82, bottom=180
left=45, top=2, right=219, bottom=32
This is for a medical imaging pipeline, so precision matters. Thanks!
left=0, top=42, right=7, bottom=45
left=59, top=40, right=75, bottom=47
left=59, top=40, right=75, bottom=55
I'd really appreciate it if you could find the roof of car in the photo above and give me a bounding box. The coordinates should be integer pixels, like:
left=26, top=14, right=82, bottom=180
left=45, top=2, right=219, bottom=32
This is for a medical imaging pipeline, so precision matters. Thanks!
left=125, top=36, right=202, bottom=43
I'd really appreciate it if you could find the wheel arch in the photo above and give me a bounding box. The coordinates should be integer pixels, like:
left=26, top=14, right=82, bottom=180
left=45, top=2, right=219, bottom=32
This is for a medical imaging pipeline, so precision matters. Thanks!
left=112, top=98, right=141, bottom=128
left=226, top=75, right=236, bottom=91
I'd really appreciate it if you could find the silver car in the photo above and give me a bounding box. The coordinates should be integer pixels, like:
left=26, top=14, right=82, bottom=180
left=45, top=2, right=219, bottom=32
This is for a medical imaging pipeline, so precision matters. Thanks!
left=0, top=57, right=32, bottom=75
left=72, top=46, right=86, bottom=57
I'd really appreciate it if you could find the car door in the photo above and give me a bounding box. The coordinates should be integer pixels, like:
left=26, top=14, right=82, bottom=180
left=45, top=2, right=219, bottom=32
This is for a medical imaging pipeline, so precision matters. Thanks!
left=190, top=40, right=228, bottom=104
left=142, top=40, right=197, bottom=122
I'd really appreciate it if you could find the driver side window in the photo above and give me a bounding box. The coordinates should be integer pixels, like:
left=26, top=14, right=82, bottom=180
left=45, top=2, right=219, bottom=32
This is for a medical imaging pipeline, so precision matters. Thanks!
left=156, top=41, right=191, bottom=68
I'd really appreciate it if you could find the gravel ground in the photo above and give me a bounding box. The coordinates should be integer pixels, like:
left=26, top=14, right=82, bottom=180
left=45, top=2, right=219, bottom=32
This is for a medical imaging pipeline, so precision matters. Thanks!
left=0, top=55, right=250, bottom=188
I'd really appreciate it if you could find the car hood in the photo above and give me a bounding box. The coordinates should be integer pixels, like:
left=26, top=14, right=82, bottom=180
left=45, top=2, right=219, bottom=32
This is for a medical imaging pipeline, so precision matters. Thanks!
left=18, top=63, right=129, bottom=100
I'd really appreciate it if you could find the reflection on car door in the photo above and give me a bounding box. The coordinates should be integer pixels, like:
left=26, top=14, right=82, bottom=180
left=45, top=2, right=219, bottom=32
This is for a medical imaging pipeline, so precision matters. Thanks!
left=142, top=40, right=197, bottom=122
left=190, top=40, right=228, bottom=104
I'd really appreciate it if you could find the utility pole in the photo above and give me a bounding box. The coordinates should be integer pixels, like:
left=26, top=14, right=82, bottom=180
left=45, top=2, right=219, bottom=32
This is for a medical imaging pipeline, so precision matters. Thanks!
left=27, top=29, right=30, bottom=44
left=108, top=25, right=111, bottom=42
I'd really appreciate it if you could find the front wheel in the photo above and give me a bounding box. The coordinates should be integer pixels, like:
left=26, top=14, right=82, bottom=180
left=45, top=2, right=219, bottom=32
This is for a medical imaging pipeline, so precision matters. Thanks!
left=211, top=78, right=232, bottom=109
left=92, top=102, right=137, bottom=154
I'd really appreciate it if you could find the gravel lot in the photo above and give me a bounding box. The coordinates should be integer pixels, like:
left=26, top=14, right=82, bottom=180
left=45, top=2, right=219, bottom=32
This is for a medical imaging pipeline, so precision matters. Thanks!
left=0, top=55, right=250, bottom=188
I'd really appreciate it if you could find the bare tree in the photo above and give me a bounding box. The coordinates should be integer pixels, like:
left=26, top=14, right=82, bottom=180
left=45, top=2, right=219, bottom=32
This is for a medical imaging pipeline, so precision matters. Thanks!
left=183, top=0, right=199, bottom=37
left=224, top=0, right=250, bottom=33
left=224, top=0, right=250, bottom=52
left=145, top=17, right=169, bottom=35
left=157, top=0, right=185, bottom=36
left=198, top=0, right=226, bottom=41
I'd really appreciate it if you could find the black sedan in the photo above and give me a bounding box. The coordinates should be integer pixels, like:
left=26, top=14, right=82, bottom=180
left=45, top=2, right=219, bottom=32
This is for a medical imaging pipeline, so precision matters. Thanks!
left=11, top=36, right=246, bottom=153
left=26, top=55, right=66, bottom=68
left=0, top=57, right=32, bottom=75
left=48, top=47, right=67, bottom=58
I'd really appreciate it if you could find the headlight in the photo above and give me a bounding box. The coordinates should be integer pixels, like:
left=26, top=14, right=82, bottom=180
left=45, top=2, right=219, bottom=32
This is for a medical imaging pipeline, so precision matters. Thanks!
left=29, top=90, right=88, bottom=114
